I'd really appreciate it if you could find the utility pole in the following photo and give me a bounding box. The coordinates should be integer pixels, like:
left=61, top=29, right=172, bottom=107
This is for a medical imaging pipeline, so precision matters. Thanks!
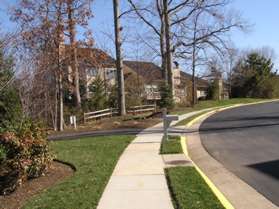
left=113, top=0, right=126, bottom=116
left=163, top=0, right=174, bottom=96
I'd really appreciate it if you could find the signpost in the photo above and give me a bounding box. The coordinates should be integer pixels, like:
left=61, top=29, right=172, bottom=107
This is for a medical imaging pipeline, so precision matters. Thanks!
left=70, top=115, right=77, bottom=130
left=163, top=108, right=179, bottom=140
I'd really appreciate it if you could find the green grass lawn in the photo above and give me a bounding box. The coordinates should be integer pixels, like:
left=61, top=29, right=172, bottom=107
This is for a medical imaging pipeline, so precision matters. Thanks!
left=23, top=135, right=134, bottom=209
left=160, top=136, right=182, bottom=154
left=172, top=98, right=266, bottom=115
left=166, top=167, right=225, bottom=209
left=175, top=110, right=214, bottom=126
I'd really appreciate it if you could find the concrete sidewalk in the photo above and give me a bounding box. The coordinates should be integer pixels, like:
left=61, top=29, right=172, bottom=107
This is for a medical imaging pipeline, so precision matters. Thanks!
left=96, top=122, right=174, bottom=209
left=96, top=110, right=208, bottom=209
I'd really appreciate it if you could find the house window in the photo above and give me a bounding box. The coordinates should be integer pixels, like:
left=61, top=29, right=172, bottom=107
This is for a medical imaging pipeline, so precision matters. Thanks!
left=145, top=84, right=159, bottom=93
left=105, top=68, right=117, bottom=80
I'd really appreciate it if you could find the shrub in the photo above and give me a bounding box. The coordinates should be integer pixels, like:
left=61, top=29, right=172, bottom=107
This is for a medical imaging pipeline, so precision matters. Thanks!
left=0, top=144, right=6, bottom=163
left=0, top=120, right=53, bottom=195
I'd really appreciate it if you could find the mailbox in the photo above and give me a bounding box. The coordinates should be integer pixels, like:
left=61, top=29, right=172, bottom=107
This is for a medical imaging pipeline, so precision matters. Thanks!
left=163, top=109, right=179, bottom=140
left=165, top=115, right=179, bottom=121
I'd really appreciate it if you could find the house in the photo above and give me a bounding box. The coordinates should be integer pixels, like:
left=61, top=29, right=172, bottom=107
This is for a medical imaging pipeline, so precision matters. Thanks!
left=179, top=71, right=209, bottom=100
left=62, top=45, right=210, bottom=104
left=62, top=45, right=136, bottom=98
left=123, top=61, right=163, bottom=102
left=124, top=60, right=210, bottom=104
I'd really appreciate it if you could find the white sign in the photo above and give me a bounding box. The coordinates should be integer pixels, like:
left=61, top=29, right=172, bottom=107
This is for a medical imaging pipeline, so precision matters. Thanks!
left=70, top=115, right=77, bottom=129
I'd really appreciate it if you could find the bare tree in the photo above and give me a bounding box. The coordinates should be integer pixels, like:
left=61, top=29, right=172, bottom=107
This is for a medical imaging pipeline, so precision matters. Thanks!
left=11, top=0, right=68, bottom=131
left=126, top=0, right=245, bottom=106
left=174, top=0, right=245, bottom=105
left=163, top=0, right=173, bottom=95
left=224, top=47, right=238, bottom=96
left=11, top=0, right=94, bottom=130
left=126, top=0, right=168, bottom=82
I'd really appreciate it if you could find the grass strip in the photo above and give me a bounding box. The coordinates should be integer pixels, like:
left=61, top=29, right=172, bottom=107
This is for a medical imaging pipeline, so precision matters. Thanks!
left=175, top=110, right=213, bottom=127
left=160, top=136, right=182, bottom=154
left=165, top=167, right=225, bottom=209
left=23, top=135, right=134, bottom=209
left=171, top=98, right=266, bottom=115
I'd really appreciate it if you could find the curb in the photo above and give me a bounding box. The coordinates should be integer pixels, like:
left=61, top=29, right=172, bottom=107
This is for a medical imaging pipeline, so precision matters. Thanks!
left=180, top=100, right=279, bottom=209
left=185, top=99, right=279, bottom=128
left=181, top=136, right=234, bottom=209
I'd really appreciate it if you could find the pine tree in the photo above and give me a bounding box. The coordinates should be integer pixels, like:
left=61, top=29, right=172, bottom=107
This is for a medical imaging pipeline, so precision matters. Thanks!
left=87, top=75, right=108, bottom=111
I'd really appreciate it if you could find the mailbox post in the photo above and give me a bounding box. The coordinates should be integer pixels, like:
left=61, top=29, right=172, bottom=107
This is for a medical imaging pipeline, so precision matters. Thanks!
left=163, top=108, right=179, bottom=140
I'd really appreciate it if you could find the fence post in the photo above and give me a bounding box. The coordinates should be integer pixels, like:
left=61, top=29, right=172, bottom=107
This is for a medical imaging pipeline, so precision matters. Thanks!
left=73, top=116, right=77, bottom=130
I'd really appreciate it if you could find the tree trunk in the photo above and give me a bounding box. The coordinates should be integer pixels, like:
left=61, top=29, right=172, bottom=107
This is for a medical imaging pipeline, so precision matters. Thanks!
left=67, top=0, right=81, bottom=109
left=58, top=69, right=64, bottom=131
left=160, top=15, right=168, bottom=83
left=191, top=51, right=197, bottom=107
left=54, top=76, right=58, bottom=131
left=191, top=13, right=199, bottom=107
left=113, top=0, right=126, bottom=116
left=191, top=33, right=197, bottom=106
left=56, top=1, right=64, bottom=131
left=163, top=0, right=173, bottom=95
left=228, top=59, right=233, bottom=98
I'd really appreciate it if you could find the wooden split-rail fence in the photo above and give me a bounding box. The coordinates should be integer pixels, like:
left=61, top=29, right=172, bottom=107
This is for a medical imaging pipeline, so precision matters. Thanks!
left=84, top=104, right=156, bottom=123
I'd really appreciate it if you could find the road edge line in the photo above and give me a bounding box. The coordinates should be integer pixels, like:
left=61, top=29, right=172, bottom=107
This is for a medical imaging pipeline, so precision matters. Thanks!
left=181, top=135, right=235, bottom=209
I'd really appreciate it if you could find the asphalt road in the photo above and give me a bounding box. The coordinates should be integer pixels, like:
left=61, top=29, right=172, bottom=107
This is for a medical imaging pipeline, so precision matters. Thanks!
left=200, top=101, right=279, bottom=206
left=48, top=127, right=188, bottom=141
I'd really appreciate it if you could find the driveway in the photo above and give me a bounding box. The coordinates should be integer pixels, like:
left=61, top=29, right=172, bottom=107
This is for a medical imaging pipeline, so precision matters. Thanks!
left=200, top=101, right=279, bottom=206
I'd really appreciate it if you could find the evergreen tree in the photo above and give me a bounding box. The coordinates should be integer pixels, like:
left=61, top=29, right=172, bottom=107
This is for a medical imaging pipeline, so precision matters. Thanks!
left=0, top=47, right=22, bottom=131
left=87, top=75, right=108, bottom=111
left=231, top=52, right=275, bottom=98
left=159, top=83, right=174, bottom=109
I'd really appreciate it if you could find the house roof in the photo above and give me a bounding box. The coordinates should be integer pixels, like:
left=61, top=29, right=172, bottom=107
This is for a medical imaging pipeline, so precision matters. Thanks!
left=180, top=71, right=209, bottom=88
left=123, top=61, right=163, bottom=84
left=64, top=45, right=135, bottom=74
left=65, top=45, right=115, bottom=68
left=124, top=60, right=209, bottom=88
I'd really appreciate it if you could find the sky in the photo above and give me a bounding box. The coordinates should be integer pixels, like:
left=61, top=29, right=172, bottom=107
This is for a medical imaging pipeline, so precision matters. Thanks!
left=1, top=0, right=279, bottom=68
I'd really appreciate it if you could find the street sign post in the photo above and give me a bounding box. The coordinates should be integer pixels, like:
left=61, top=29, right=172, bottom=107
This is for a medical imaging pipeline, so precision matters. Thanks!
left=163, top=108, right=179, bottom=140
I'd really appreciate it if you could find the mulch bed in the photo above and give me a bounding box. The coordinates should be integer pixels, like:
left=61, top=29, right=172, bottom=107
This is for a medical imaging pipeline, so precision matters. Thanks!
left=0, top=161, right=74, bottom=209
left=49, top=117, right=161, bottom=137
